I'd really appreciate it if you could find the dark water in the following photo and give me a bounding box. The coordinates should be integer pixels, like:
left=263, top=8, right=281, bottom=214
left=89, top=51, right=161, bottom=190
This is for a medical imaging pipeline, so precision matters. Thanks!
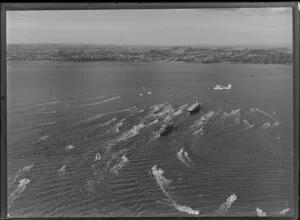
left=7, top=61, right=294, bottom=217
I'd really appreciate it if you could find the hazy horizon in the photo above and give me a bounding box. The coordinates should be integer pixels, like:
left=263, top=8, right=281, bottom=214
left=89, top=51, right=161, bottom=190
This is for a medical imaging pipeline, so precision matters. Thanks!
left=6, top=42, right=293, bottom=49
left=7, top=8, right=293, bottom=47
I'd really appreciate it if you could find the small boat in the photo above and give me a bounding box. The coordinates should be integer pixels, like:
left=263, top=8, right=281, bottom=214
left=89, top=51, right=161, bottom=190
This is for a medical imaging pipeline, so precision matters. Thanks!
left=157, top=123, right=173, bottom=136
left=95, top=153, right=101, bottom=161
left=188, top=101, right=201, bottom=113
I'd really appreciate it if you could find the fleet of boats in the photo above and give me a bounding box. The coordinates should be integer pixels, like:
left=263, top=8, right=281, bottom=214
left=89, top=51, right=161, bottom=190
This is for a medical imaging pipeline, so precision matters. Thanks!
left=157, top=99, right=201, bottom=137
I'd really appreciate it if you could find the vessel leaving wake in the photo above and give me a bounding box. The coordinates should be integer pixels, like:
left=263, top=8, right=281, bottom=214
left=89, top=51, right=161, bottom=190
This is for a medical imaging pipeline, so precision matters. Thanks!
left=58, top=165, right=67, bottom=175
left=256, top=207, right=267, bottom=217
left=10, top=178, right=31, bottom=201
left=215, top=194, right=237, bottom=215
left=279, top=208, right=290, bottom=215
left=177, top=148, right=193, bottom=167
left=152, top=165, right=199, bottom=215
left=11, top=164, right=34, bottom=183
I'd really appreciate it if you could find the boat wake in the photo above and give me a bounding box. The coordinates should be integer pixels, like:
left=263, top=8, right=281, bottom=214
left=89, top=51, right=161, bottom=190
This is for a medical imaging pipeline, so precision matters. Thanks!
left=191, top=111, right=215, bottom=135
left=76, top=114, right=105, bottom=125
left=98, top=117, right=117, bottom=127
left=186, top=106, right=289, bottom=161
left=279, top=208, right=290, bottom=215
left=151, top=104, right=165, bottom=113
left=58, top=165, right=67, bottom=175
left=255, top=108, right=278, bottom=122
left=256, top=207, right=291, bottom=217
left=66, top=95, right=106, bottom=104
left=177, top=148, right=193, bottom=167
left=213, top=84, right=232, bottom=90
left=66, top=144, right=75, bottom=150
left=10, top=178, right=31, bottom=201
left=111, top=106, right=138, bottom=115
left=256, top=207, right=267, bottom=217
left=11, top=164, right=34, bottom=183
left=242, top=119, right=254, bottom=130
left=11, top=101, right=62, bottom=112
left=109, top=154, right=129, bottom=175
left=114, top=118, right=126, bottom=133
left=108, top=123, right=146, bottom=148
left=152, top=165, right=200, bottom=215
left=215, top=194, right=237, bottom=215
left=82, top=96, right=120, bottom=107
left=221, top=109, right=241, bottom=119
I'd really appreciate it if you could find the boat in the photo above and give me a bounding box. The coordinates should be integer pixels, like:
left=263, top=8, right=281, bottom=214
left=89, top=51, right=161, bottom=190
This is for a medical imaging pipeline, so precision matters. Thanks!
left=157, top=123, right=173, bottom=136
left=188, top=100, right=201, bottom=113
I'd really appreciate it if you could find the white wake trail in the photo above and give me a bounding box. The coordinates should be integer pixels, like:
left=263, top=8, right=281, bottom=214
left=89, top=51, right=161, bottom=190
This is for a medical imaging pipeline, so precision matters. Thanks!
left=10, top=178, right=31, bottom=201
left=279, top=208, right=290, bottom=215
left=214, top=84, right=232, bottom=90
left=82, top=96, right=120, bottom=107
left=177, top=148, right=190, bottom=167
left=255, top=108, right=278, bottom=122
left=58, top=165, right=67, bottom=174
left=66, top=95, right=106, bottom=104
left=12, top=164, right=34, bottom=183
left=184, top=151, right=193, bottom=164
left=11, top=101, right=62, bottom=112
left=152, top=165, right=199, bottom=215
left=256, top=207, right=267, bottom=217
left=177, top=148, right=193, bottom=167
left=243, top=119, right=254, bottom=130
left=99, top=117, right=117, bottom=127
left=215, top=194, right=237, bottom=215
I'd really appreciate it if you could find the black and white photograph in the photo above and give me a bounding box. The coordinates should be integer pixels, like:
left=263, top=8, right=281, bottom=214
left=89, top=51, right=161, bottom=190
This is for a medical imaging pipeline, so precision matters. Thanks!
left=5, top=3, right=297, bottom=217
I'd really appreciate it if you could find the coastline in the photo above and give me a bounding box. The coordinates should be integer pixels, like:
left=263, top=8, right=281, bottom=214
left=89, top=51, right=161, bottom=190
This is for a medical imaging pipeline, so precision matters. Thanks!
left=6, top=60, right=293, bottom=65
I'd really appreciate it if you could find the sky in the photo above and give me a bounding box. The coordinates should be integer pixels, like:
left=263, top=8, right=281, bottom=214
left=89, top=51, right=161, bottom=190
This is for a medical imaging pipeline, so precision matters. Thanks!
left=6, top=7, right=293, bottom=47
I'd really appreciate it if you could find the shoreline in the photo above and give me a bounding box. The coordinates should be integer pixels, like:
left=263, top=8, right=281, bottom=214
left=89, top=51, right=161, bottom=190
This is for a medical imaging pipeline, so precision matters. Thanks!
left=6, top=60, right=293, bottom=65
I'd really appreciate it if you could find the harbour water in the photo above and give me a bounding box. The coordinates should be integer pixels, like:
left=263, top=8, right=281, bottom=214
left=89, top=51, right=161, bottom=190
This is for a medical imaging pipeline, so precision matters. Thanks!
left=7, top=61, right=294, bottom=217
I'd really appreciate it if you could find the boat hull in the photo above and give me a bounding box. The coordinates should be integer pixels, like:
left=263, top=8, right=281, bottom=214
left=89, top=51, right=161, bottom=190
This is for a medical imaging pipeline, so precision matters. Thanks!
left=188, top=105, right=200, bottom=114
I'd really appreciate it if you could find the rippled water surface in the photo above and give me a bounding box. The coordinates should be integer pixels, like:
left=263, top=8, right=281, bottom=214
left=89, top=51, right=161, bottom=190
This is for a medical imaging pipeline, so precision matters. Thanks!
left=7, top=62, right=294, bottom=217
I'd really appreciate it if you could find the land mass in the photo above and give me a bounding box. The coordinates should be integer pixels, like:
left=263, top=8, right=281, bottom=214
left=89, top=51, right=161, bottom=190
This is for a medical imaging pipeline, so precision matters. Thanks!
left=7, top=44, right=293, bottom=64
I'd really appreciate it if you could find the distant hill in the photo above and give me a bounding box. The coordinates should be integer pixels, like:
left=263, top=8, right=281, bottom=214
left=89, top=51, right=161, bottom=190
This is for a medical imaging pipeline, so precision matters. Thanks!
left=7, top=44, right=293, bottom=64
